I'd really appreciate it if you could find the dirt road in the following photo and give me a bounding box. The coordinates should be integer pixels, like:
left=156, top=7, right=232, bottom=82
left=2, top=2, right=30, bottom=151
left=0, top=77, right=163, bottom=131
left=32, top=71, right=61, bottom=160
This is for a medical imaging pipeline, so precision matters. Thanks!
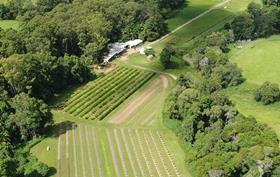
left=108, top=75, right=168, bottom=124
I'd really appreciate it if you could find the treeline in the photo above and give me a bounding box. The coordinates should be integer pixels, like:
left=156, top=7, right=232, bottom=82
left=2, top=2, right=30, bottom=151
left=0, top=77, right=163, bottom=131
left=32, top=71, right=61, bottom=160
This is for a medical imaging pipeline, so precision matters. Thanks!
left=165, top=2, right=280, bottom=177
left=229, top=1, right=280, bottom=40
left=0, top=0, right=73, bottom=20
left=0, top=91, right=53, bottom=177
left=0, top=53, right=94, bottom=101
left=0, top=0, right=185, bottom=63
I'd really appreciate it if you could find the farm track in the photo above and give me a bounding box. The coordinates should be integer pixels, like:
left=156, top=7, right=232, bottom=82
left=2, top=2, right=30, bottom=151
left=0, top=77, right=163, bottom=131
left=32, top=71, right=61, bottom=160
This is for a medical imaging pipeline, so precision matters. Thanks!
left=108, top=75, right=168, bottom=124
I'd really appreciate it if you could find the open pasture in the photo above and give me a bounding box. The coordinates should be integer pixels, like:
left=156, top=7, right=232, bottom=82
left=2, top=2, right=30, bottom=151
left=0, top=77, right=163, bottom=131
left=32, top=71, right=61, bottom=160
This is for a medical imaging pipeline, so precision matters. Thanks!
left=226, top=35, right=280, bottom=136
left=56, top=125, right=181, bottom=177
left=64, top=66, right=155, bottom=120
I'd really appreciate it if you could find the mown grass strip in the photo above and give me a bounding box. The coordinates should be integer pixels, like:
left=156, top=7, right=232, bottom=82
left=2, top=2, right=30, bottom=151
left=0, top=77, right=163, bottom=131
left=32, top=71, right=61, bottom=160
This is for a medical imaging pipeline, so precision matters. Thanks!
left=157, top=132, right=181, bottom=177
left=92, top=128, right=103, bottom=177
left=149, top=131, right=171, bottom=177
left=72, top=125, right=79, bottom=177
left=78, top=126, right=87, bottom=177
left=135, top=130, right=155, bottom=176
left=85, top=127, right=95, bottom=177
left=106, top=129, right=121, bottom=177
left=142, top=130, right=163, bottom=177
left=120, top=129, right=138, bottom=177
left=127, top=129, right=146, bottom=177
left=114, top=129, right=129, bottom=177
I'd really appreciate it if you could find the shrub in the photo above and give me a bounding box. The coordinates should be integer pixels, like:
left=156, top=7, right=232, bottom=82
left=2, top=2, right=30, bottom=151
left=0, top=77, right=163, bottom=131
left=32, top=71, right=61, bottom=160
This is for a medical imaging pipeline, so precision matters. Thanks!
left=159, top=45, right=175, bottom=69
left=144, top=48, right=155, bottom=56
left=254, top=81, right=280, bottom=105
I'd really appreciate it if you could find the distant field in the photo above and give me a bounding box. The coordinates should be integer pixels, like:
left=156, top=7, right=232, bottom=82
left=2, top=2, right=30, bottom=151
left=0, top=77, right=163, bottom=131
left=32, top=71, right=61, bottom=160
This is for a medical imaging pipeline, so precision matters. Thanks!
left=226, top=35, right=280, bottom=136
left=125, top=0, right=257, bottom=75
left=0, top=20, right=19, bottom=30
left=166, top=0, right=219, bottom=31
left=64, top=66, right=155, bottom=120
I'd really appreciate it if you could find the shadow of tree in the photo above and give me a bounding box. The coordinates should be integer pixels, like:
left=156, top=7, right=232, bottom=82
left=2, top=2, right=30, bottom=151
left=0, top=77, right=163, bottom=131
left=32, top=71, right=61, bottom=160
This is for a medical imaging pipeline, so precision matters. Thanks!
left=47, top=167, right=57, bottom=177
left=46, top=121, right=77, bottom=138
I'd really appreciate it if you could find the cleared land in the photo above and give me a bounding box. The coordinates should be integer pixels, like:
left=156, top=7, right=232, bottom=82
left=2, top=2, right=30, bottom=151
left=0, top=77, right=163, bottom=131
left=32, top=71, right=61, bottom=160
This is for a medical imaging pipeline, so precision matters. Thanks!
left=226, top=35, right=280, bottom=136
left=64, top=66, right=155, bottom=120
left=55, top=125, right=181, bottom=177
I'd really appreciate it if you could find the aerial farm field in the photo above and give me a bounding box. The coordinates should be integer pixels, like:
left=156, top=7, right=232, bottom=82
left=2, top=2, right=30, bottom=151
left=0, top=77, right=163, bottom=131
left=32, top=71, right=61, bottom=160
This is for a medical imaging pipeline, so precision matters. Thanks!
left=30, top=0, right=272, bottom=177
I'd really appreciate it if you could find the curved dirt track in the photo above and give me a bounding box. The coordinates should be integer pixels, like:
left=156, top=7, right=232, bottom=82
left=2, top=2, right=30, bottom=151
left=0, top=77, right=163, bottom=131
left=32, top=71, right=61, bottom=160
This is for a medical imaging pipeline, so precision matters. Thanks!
left=108, top=75, right=168, bottom=124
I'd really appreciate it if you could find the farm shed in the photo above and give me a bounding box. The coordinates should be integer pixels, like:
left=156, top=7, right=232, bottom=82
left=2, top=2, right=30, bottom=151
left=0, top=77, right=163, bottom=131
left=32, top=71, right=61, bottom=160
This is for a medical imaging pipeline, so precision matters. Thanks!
left=103, top=39, right=143, bottom=64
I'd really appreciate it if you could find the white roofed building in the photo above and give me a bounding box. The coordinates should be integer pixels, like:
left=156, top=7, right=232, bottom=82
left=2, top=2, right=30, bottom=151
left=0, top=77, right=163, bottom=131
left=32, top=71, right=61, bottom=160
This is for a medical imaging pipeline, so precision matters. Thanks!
left=102, top=39, right=143, bottom=64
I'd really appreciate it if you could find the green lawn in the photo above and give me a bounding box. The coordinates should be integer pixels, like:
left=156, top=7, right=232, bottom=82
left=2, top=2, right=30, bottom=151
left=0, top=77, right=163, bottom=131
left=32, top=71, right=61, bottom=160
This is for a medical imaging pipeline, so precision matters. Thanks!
left=0, top=20, right=19, bottom=30
left=226, top=35, right=280, bottom=137
left=166, top=0, right=219, bottom=30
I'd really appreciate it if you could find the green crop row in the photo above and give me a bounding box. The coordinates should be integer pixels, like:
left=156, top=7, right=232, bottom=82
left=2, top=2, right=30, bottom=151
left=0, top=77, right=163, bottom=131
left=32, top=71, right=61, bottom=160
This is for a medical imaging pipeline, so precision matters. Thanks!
left=65, top=68, right=136, bottom=112
left=64, top=66, right=155, bottom=120
left=65, top=67, right=127, bottom=108
left=72, top=70, right=143, bottom=117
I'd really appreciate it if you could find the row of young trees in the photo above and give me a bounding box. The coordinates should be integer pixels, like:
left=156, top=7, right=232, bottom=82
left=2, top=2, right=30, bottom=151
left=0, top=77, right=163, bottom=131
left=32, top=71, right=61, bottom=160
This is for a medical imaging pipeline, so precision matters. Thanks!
left=166, top=2, right=280, bottom=177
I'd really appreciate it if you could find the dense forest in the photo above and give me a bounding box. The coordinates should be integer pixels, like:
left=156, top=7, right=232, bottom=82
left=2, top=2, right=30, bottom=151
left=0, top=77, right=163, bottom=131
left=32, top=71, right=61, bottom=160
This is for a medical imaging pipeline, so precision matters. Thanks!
left=0, top=0, right=185, bottom=176
left=165, top=2, right=280, bottom=177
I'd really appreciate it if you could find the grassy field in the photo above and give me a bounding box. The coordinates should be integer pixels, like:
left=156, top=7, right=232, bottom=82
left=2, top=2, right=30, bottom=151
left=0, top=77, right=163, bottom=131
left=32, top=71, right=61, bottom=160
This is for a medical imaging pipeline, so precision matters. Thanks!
left=226, top=35, right=280, bottom=136
left=166, top=0, right=219, bottom=30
